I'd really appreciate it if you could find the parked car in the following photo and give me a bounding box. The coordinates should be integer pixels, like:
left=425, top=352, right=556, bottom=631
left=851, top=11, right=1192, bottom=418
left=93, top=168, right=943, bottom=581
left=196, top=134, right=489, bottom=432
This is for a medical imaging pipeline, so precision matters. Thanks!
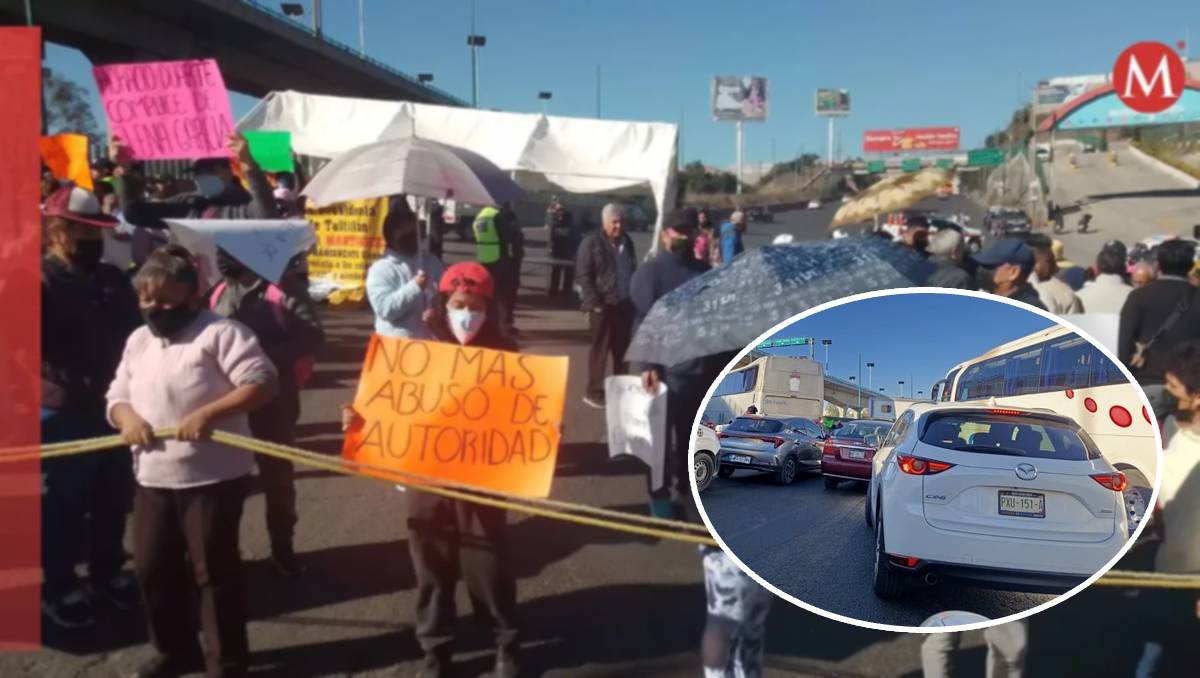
left=821, top=419, right=893, bottom=489
left=715, top=415, right=826, bottom=485
left=694, top=425, right=721, bottom=493
left=748, top=206, right=775, bottom=223
left=865, top=403, right=1131, bottom=599
left=984, top=208, right=1031, bottom=237
left=807, top=198, right=822, bottom=209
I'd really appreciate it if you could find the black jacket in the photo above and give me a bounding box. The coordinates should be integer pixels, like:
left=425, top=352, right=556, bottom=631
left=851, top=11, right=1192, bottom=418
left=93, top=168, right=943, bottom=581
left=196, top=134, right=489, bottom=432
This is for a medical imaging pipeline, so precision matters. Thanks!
left=42, top=256, right=141, bottom=413
left=631, top=249, right=711, bottom=378
left=546, top=209, right=579, bottom=259
left=575, top=230, right=637, bottom=311
left=1119, top=277, right=1200, bottom=382
left=927, top=257, right=976, bottom=290
left=117, top=166, right=278, bottom=229
left=1008, top=283, right=1048, bottom=311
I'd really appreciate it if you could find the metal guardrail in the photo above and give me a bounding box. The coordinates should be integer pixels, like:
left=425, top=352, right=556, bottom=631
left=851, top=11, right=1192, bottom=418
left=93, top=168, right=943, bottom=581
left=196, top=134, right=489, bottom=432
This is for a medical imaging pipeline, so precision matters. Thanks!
left=237, top=0, right=468, bottom=106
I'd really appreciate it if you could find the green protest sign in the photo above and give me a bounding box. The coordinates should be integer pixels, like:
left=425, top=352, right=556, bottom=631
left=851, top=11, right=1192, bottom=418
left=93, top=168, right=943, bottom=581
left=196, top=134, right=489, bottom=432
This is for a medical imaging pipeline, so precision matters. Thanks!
left=243, top=130, right=294, bottom=173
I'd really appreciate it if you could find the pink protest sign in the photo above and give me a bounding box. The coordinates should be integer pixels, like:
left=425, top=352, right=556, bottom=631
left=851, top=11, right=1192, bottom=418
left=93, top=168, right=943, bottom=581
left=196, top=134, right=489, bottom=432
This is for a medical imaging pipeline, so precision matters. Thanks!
left=93, top=59, right=234, bottom=160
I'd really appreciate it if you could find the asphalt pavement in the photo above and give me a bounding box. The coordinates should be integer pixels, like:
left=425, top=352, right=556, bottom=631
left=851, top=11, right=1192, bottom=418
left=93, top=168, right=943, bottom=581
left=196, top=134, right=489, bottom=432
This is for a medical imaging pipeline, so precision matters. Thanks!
left=700, top=470, right=1051, bottom=627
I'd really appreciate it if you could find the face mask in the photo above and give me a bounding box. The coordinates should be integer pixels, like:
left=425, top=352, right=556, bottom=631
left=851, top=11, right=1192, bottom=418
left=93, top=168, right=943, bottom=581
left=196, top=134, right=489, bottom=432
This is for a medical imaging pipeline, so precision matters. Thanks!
left=69, top=238, right=104, bottom=273
left=141, top=305, right=199, bottom=339
left=193, top=174, right=225, bottom=198
left=447, top=307, right=486, bottom=344
left=216, top=250, right=247, bottom=279
left=976, top=266, right=997, bottom=293
left=668, top=236, right=695, bottom=257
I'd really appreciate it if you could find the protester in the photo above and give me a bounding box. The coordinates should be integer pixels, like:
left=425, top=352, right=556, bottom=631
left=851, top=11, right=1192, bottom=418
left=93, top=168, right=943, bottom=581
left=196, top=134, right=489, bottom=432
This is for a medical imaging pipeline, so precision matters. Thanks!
left=926, top=228, right=975, bottom=290
left=1132, top=340, right=1200, bottom=677
left=107, top=246, right=278, bottom=678
left=1132, top=261, right=1159, bottom=289
left=720, top=210, right=746, bottom=264
left=632, top=208, right=711, bottom=518
left=473, top=204, right=521, bottom=336
left=745, top=405, right=758, bottom=415
left=921, top=619, right=1028, bottom=678
left=1119, top=240, right=1200, bottom=418
left=208, top=248, right=326, bottom=577
left=700, top=547, right=773, bottom=678
left=1030, top=242, right=1083, bottom=313
left=367, top=197, right=446, bottom=339
left=971, top=239, right=1047, bottom=310
left=576, top=202, right=637, bottom=408
left=694, top=208, right=718, bottom=265
left=40, top=186, right=143, bottom=630
left=1075, top=247, right=1132, bottom=314
left=112, top=133, right=278, bottom=228
left=408, top=262, right=520, bottom=678
left=546, top=198, right=579, bottom=304
left=427, top=199, right=446, bottom=261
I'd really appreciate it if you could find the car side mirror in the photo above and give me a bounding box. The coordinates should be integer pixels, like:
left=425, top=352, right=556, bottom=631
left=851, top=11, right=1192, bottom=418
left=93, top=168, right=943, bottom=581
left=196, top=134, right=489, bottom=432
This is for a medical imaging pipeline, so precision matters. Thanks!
left=866, top=434, right=883, bottom=448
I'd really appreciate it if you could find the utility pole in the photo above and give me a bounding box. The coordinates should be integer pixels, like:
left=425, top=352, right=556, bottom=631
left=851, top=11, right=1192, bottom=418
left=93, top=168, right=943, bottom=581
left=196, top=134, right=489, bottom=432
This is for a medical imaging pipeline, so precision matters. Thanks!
left=857, top=353, right=862, bottom=413
left=736, top=120, right=744, bottom=195
left=679, top=105, right=685, bottom=170
left=312, top=0, right=323, bottom=36
left=357, top=0, right=366, bottom=55
left=595, top=65, right=602, bottom=118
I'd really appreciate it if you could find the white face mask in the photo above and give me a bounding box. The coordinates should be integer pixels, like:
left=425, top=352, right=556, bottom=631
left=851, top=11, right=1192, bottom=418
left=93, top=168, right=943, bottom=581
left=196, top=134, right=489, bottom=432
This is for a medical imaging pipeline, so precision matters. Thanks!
left=447, top=306, right=486, bottom=344
left=193, top=174, right=225, bottom=198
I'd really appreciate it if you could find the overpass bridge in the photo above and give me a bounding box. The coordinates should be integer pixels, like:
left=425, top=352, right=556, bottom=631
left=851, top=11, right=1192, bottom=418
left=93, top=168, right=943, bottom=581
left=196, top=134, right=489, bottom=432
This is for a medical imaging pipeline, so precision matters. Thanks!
left=2, top=0, right=466, bottom=104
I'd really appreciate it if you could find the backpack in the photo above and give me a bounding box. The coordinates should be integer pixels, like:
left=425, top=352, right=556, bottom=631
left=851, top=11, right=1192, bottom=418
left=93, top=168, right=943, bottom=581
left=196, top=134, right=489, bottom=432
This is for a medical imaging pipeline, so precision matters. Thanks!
left=210, top=281, right=316, bottom=389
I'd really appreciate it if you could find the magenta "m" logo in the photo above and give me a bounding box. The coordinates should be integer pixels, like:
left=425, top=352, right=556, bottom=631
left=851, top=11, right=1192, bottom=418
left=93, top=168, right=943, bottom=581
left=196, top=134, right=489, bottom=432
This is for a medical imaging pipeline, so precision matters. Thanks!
left=1114, top=42, right=1186, bottom=114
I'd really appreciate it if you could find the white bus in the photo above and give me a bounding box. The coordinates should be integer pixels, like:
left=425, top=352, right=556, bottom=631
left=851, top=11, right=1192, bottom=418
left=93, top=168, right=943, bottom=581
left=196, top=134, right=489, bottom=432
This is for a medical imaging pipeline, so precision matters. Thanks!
left=704, top=356, right=824, bottom=426
left=930, top=325, right=1156, bottom=525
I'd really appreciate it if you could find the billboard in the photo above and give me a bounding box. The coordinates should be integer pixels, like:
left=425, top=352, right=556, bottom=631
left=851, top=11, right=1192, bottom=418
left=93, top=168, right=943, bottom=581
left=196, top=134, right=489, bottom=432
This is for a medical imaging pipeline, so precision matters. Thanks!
left=1034, top=74, right=1110, bottom=115
left=863, top=127, right=960, bottom=153
left=712, top=76, right=768, bottom=121
left=815, top=88, right=850, bottom=117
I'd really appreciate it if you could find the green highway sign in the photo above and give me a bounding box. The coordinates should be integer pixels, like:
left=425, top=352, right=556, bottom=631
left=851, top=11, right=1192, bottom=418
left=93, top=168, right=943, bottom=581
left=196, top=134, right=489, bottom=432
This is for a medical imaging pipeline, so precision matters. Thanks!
left=936, top=158, right=954, bottom=169
left=900, top=158, right=922, bottom=172
left=967, top=148, right=1005, bottom=167
left=757, top=337, right=811, bottom=349
left=866, top=160, right=886, bottom=173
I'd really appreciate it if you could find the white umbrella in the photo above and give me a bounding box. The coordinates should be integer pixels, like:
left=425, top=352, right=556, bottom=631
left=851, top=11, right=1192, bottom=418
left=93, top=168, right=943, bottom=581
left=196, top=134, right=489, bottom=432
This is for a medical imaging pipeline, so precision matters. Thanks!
left=301, top=137, right=524, bottom=208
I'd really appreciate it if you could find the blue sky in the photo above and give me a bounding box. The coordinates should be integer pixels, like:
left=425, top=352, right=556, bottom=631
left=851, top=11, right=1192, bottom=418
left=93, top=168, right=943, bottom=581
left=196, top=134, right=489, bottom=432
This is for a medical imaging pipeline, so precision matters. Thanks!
left=762, top=294, right=1055, bottom=398
left=43, top=0, right=1200, bottom=167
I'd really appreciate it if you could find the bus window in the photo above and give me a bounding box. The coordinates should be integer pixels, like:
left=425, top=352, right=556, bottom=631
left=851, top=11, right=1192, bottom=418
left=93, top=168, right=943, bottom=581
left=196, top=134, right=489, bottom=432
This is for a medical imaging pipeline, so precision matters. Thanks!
left=713, top=365, right=760, bottom=397
left=941, top=369, right=959, bottom=401
left=1044, top=337, right=1093, bottom=390
left=956, top=357, right=1007, bottom=400
left=1006, top=346, right=1044, bottom=396
left=1090, top=351, right=1125, bottom=387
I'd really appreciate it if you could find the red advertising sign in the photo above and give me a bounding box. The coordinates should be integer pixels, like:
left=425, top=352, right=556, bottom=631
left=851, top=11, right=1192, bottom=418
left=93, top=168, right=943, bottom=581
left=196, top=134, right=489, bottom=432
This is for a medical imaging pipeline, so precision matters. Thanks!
left=863, top=127, right=960, bottom=153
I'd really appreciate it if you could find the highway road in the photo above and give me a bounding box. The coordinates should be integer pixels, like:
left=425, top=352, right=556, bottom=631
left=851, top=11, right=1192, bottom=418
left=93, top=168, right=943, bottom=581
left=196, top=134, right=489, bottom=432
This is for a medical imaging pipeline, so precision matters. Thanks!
left=1048, top=140, right=1200, bottom=267
left=699, top=470, right=1052, bottom=628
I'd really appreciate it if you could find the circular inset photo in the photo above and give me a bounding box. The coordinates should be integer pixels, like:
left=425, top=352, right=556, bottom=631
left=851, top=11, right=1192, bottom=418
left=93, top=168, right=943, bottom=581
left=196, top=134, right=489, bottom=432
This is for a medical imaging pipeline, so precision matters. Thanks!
left=691, top=289, right=1161, bottom=632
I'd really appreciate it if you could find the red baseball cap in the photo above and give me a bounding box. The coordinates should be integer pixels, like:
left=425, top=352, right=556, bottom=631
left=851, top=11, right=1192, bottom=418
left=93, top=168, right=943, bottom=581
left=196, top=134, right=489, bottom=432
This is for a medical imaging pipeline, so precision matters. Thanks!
left=42, top=186, right=118, bottom=228
left=438, top=261, right=495, bottom=300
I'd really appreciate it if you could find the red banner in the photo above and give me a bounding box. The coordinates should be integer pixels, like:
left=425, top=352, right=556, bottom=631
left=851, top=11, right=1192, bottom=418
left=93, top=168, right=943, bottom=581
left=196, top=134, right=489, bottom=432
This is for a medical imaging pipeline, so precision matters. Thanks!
left=0, top=27, right=43, bottom=650
left=863, top=127, right=960, bottom=153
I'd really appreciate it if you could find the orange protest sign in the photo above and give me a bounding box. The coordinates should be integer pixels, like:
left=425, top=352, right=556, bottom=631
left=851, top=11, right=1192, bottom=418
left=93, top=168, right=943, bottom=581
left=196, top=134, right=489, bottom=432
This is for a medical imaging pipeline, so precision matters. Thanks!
left=38, top=134, right=93, bottom=191
left=343, top=336, right=569, bottom=498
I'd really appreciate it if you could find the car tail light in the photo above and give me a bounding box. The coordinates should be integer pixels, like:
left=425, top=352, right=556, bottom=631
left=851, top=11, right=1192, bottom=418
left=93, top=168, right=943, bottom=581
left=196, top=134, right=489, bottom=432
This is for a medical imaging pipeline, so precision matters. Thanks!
left=1091, top=472, right=1127, bottom=492
left=767, top=436, right=785, bottom=448
left=897, top=455, right=954, bottom=476
left=988, top=408, right=1025, bottom=416
left=888, top=555, right=921, bottom=568
left=823, top=441, right=837, bottom=455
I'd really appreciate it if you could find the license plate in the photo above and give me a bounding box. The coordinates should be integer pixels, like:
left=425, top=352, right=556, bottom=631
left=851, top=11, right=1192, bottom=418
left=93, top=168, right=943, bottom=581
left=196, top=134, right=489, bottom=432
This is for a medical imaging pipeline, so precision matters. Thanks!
left=847, top=449, right=866, bottom=460
left=999, top=490, right=1045, bottom=518
left=728, top=455, right=752, bottom=464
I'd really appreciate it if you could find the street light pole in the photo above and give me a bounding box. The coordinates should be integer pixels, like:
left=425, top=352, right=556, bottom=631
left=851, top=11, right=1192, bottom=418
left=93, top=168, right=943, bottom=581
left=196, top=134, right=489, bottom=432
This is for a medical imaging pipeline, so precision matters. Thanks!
left=899, top=380, right=905, bottom=399
left=538, top=91, right=552, bottom=115
left=821, top=339, right=832, bottom=373
left=357, top=0, right=365, bottom=55
left=866, top=362, right=874, bottom=390
left=857, top=353, right=862, bottom=413
left=313, top=0, right=322, bottom=36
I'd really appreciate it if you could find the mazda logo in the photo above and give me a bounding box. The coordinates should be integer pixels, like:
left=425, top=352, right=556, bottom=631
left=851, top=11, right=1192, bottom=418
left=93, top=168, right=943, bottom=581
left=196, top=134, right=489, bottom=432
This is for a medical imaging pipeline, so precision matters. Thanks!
left=1015, top=463, right=1038, bottom=481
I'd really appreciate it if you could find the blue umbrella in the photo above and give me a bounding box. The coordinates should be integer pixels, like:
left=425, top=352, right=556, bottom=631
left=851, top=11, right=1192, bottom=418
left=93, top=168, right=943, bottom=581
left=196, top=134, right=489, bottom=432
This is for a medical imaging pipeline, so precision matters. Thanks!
left=626, top=238, right=935, bottom=368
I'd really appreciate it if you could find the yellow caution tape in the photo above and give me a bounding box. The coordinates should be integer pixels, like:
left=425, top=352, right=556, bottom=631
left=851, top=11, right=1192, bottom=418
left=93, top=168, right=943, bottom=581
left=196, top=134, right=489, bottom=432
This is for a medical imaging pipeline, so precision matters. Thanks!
left=0, top=430, right=718, bottom=547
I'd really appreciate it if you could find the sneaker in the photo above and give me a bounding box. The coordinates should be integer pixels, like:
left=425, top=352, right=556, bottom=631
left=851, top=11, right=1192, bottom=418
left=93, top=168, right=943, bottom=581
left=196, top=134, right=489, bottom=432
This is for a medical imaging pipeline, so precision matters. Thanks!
left=89, top=572, right=140, bottom=611
left=485, top=648, right=520, bottom=678
left=582, top=395, right=605, bottom=409
left=42, top=589, right=95, bottom=630
left=270, top=549, right=306, bottom=578
left=130, top=651, right=205, bottom=678
left=413, top=653, right=450, bottom=678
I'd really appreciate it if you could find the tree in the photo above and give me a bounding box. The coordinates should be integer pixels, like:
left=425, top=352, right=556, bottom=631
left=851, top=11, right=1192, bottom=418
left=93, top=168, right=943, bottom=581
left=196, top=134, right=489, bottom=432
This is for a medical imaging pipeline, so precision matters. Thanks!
left=43, top=67, right=100, bottom=138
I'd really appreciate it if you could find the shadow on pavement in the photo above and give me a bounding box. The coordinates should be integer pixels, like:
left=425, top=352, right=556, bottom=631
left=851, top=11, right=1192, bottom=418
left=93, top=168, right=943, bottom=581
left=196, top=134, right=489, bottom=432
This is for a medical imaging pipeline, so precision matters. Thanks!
left=1085, top=187, right=1200, bottom=202
left=508, top=513, right=657, bottom=582
left=553, top=442, right=651, bottom=479
left=248, top=628, right=422, bottom=677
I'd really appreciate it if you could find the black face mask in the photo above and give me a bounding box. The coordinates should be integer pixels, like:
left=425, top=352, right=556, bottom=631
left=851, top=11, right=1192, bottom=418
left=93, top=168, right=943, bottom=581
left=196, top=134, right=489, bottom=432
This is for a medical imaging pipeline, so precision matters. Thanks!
left=216, top=250, right=248, bottom=279
left=70, top=238, right=104, bottom=273
left=141, top=305, right=199, bottom=339
left=668, top=236, right=695, bottom=257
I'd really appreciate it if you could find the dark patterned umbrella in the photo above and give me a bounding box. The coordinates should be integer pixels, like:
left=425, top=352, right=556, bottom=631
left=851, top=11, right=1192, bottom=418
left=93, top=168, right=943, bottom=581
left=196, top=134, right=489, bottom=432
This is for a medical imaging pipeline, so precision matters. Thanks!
left=626, top=238, right=935, bottom=368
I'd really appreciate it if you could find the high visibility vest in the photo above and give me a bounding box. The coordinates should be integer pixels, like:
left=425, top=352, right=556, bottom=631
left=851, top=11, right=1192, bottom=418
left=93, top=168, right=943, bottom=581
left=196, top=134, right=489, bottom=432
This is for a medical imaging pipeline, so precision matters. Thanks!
left=474, top=207, right=501, bottom=264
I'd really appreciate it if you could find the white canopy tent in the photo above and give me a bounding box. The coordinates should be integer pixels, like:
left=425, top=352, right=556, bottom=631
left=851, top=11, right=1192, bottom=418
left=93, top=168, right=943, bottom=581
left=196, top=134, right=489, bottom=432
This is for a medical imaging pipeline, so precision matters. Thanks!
left=238, top=90, right=679, bottom=252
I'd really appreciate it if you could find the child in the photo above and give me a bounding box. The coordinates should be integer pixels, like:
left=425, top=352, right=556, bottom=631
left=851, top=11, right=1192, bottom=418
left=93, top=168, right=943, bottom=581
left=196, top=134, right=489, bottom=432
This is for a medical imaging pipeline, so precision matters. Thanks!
left=107, top=246, right=278, bottom=677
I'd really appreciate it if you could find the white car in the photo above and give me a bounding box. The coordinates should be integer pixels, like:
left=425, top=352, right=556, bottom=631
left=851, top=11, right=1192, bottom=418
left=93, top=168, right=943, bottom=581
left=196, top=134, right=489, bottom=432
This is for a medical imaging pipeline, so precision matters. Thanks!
left=865, top=402, right=1130, bottom=599
left=694, top=425, right=721, bottom=492
left=807, top=199, right=821, bottom=209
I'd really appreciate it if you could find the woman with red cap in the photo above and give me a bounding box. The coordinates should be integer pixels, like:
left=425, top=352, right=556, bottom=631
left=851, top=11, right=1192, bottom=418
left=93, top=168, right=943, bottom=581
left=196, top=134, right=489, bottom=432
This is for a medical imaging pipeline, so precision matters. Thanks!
left=346, top=262, right=520, bottom=678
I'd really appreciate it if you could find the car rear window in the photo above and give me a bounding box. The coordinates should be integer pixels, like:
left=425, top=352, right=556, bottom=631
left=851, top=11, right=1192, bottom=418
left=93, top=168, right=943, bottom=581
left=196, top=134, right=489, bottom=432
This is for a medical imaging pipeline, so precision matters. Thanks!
left=727, top=418, right=784, bottom=434
left=919, top=413, right=1100, bottom=461
left=837, top=422, right=891, bottom=440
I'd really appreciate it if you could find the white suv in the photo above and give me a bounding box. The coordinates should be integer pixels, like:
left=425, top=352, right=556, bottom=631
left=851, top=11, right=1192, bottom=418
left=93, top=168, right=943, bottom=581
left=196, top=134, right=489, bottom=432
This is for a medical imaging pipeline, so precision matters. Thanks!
left=865, top=403, right=1130, bottom=599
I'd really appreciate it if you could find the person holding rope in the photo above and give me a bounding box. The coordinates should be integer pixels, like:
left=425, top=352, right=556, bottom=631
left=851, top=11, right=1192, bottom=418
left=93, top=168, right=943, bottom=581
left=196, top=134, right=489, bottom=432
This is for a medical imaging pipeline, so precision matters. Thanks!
left=107, top=246, right=279, bottom=678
